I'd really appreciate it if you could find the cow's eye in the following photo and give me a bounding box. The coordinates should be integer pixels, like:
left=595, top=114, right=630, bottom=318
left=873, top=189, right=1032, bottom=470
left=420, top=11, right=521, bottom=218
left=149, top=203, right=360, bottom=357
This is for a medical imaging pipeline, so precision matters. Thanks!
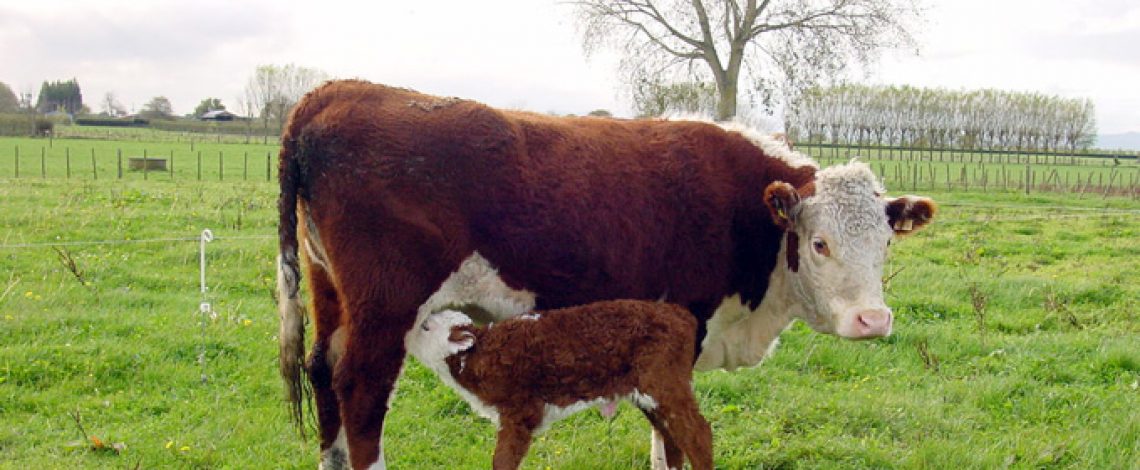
left=812, top=238, right=830, bottom=257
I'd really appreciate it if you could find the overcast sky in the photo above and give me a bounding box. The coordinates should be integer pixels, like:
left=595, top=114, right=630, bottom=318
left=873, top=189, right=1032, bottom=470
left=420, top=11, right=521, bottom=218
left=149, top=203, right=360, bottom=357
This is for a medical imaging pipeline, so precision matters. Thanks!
left=1, top=0, right=1136, bottom=134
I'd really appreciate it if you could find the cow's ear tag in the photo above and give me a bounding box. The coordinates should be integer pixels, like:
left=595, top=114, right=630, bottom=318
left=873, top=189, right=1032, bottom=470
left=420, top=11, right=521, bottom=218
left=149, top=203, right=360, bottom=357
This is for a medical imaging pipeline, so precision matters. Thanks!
left=885, top=196, right=937, bottom=236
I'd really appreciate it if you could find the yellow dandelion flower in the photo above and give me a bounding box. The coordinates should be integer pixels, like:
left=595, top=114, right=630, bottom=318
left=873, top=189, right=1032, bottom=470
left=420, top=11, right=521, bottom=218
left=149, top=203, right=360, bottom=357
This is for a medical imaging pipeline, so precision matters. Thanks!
left=165, top=441, right=173, bottom=449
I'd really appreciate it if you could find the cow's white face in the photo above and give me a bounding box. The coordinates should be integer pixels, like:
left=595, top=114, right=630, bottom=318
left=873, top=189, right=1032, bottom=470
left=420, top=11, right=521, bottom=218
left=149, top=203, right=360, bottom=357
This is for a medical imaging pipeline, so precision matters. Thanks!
left=764, top=162, right=935, bottom=339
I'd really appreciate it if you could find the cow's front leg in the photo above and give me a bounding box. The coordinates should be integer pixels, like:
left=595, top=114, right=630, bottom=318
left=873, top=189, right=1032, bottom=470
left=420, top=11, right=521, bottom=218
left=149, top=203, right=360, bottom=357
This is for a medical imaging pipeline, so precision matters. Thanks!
left=329, top=230, right=452, bottom=469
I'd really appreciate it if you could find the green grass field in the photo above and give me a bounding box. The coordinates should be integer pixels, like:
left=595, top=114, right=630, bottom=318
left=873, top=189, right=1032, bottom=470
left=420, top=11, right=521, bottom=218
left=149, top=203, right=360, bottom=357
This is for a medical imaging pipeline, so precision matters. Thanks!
left=0, top=137, right=1138, bottom=468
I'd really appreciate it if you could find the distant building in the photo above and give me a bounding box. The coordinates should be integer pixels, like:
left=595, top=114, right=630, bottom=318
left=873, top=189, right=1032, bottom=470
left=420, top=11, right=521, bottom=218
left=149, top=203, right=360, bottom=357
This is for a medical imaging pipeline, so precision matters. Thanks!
left=199, top=109, right=236, bottom=121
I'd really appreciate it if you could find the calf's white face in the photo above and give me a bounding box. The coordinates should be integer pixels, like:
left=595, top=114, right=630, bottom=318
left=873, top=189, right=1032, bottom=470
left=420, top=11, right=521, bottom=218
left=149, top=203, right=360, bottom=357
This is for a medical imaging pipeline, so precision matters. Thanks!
left=408, top=310, right=475, bottom=368
left=764, top=162, right=935, bottom=339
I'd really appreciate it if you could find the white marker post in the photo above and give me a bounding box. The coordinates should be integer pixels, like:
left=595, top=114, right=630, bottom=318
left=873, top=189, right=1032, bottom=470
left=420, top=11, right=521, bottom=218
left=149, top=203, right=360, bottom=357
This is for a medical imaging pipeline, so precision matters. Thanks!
left=198, top=229, right=214, bottom=384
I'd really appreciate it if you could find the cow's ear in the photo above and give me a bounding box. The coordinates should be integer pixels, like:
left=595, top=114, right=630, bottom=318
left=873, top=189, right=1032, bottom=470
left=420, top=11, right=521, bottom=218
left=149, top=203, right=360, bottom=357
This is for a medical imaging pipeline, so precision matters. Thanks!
left=447, top=327, right=475, bottom=354
left=885, top=196, right=936, bottom=235
left=764, top=181, right=800, bottom=230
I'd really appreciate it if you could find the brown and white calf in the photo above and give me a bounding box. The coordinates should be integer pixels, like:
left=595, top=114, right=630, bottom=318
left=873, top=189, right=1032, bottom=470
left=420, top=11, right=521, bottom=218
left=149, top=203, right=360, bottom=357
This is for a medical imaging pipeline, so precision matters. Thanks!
left=407, top=300, right=712, bottom=470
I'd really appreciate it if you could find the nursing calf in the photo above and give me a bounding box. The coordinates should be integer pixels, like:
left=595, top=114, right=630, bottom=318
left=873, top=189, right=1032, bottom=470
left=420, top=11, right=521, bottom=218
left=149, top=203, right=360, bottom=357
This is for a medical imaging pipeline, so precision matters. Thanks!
left=407, top=300, right=712, bottom=470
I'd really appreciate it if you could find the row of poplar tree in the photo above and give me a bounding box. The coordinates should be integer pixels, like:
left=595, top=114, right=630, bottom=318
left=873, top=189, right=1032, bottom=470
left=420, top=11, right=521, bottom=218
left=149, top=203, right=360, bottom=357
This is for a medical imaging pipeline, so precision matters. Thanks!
left=785, top=84, right=1097, bottom=152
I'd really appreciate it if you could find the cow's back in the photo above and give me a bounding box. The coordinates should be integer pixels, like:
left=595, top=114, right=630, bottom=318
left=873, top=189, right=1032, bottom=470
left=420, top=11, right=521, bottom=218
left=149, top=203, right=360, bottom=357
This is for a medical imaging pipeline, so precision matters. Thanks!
left=284, top=81, right=788, bottom=311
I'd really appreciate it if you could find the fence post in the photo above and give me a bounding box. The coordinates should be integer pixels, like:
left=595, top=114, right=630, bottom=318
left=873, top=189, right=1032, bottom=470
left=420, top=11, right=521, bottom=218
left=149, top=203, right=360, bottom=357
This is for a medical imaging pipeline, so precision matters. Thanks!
left=1103, top=170, right=1117, bottom=199
left=219, top=151, right=224, bottom=181
left=243, top=151, right=248, bottom=181
left=266, top=151, right=271, bottom=182
left=143, top=149, right=149, bottom=180
left=66, top=147, right=71, bottom=179
left=41, top=147, right=45, bottom=178
left=170, top=149, right=175, bottom=179
left=197, top=150, right=202, bottom=180
left=1024, top=164, right=1030, bottom=195
left=117, top=149, right=122, bottom=179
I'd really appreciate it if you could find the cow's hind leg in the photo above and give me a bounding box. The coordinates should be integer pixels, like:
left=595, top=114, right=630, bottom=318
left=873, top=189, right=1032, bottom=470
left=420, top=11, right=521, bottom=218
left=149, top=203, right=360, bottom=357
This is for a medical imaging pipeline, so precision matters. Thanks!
left=305, top=260, right=348, bottom=469
left=330, top=230, right=455, bottom=469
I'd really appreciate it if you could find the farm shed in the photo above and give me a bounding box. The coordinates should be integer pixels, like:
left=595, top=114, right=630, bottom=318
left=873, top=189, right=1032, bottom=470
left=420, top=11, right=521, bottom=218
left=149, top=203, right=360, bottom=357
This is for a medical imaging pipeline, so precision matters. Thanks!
left=199, top=110, right=236, bottom=121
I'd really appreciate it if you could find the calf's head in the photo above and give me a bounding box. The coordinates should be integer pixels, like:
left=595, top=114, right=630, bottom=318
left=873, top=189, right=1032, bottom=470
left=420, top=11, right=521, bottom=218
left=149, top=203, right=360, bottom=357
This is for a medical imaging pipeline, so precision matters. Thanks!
left=764, top=162, right=935, bottom=339
left=408, top=310, right=477, bottom=366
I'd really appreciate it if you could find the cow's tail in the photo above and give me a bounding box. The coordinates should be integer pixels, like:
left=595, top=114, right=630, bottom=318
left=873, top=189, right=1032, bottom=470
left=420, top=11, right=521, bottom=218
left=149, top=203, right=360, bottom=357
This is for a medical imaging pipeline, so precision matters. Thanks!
left=277, top=119, right=308, bottom=436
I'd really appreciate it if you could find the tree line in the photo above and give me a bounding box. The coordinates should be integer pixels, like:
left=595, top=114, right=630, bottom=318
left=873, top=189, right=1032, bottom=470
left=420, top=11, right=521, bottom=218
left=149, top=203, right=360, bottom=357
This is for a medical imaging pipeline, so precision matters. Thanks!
left=1, top=64, right=328, bottom=137
left=785, top=84, right=1098, bottom=152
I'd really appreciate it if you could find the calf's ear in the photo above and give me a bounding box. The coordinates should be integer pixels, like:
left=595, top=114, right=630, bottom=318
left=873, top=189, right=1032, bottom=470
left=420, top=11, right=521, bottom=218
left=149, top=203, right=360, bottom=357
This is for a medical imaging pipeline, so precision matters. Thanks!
left=447, top=327, right=476, bottom=354
left=764, top=181, right=800, bottom=230
left=884, top=196, right=936, bottom=235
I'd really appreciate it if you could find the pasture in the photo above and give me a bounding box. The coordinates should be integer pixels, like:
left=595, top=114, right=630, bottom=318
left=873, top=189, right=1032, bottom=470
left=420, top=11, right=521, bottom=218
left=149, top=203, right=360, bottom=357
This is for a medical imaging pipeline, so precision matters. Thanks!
left=0, top=133, right=1138, bottom=468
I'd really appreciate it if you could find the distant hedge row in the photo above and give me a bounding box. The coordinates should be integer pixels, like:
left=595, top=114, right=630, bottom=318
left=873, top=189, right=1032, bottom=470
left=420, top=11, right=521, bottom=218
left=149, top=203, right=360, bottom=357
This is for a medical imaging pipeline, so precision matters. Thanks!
left=148, top=118, right=276, bottom=137
left=75, top=117, right=150, bottom=127
left=0, top=113, right=70, bottom=137
left=0, top=114, right=32, bottom=136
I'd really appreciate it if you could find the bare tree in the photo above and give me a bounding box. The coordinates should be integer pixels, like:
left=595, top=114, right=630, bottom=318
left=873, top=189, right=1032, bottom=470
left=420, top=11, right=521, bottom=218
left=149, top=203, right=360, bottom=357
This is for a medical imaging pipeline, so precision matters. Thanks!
left=245, top=65, right=281, bottom=136
left=235, top=93, right=257, bottom=143
left=574, top=0, right=922, bottom=120
left=243, top=64, right=329, bottom=137
left=100, top=92, right=126, bottom=117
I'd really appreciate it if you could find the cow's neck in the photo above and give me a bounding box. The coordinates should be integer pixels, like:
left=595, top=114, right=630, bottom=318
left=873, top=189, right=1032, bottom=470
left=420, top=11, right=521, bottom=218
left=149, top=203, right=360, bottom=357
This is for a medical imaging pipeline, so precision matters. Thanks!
left=695, top=247, right=800, bottom=372
left=727, top=149, right=816, bottom=310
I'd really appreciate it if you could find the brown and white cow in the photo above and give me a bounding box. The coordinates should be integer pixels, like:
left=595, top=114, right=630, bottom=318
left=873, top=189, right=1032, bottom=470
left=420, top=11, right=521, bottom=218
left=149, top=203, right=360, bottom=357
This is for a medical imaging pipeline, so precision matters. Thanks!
left=407, top=301, right=711, bottom=470
left=275, top=80, right=935, bottom=469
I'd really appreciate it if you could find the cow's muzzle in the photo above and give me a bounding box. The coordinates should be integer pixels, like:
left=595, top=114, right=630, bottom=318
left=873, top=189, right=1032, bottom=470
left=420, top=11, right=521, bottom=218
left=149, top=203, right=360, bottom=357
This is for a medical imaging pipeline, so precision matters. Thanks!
left=841, top=308, right=893, bottom=339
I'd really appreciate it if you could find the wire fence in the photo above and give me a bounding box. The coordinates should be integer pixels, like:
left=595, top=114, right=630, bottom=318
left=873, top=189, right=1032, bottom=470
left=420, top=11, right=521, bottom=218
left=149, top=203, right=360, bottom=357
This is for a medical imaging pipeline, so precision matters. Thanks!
left=806, top=147, right=1140, bottom=199
left=0, top=143, right=279, bottom=182
left=0, top=138, right=1137, bottom=198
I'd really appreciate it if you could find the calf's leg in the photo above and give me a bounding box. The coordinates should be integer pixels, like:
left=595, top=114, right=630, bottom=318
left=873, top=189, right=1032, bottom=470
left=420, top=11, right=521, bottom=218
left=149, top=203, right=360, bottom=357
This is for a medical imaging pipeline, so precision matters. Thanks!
left=642, top=409, right=685, bottom=470
left=492, top=419, right=535, bottom=470
left=654, top=392, right=713, bottom=470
